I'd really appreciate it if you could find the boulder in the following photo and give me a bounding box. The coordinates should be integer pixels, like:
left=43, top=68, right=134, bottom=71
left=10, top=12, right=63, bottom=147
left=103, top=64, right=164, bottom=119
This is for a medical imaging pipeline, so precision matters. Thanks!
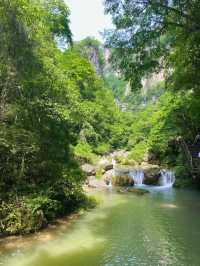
left=97, top=157, right=114, bottom=171
left=113, top=174, right=134, bottom=187
left=103, top=169, right=115, bottom=185
left=114, top=167, right=130, bottom=176
left=104, top=164, right=113, bottom=171
left=81, top=164, right=96, bottom=176
left=103, top=169, right=115, bottom=179
left=141, top=162, right=161, bottom=185
left=117, top=188, right=128, bottom=194
left=144, top=174, right=160, bottom=185
left=87, top=176, right=107, bottom=189
left=98, top=157, right=109, bottom=166
left=116, top=187, right=149, bottom=195
left=127, top=188, right=149, bottom=195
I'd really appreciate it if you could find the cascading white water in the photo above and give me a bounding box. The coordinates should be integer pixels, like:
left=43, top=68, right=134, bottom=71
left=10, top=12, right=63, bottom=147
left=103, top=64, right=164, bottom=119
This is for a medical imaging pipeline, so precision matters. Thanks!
left=112, top=159, right=116, bottom=167
left=159, top=170, right=175, bottom=187
left=128, top=169, right=175, bottom=188
left=129, top=170, right=144, bottom=186
left=107, top=180, right=112, bottom=188
left=115, top=165, right=175, bottom=188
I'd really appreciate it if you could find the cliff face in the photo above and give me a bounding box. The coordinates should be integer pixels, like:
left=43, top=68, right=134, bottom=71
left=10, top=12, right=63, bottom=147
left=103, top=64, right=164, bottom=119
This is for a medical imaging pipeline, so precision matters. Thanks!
left=85, top=45, right=104, bottom=76
left=142, top=72, right=164, bottom=94
left=81, top=45, right=112, bottom=77
left=74, top=37, right=106, bottom=77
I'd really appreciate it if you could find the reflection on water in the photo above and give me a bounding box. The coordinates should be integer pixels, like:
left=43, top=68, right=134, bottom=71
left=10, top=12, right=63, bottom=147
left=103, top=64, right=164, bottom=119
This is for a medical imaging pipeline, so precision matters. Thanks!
left=1, top=189, right=200, bottom=266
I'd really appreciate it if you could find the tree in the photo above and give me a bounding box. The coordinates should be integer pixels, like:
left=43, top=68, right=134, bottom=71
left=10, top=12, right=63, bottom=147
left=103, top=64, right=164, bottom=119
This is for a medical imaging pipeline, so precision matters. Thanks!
left=104, top=0, right=200, bottom=91
left=0, top=0, right=88, bottom=235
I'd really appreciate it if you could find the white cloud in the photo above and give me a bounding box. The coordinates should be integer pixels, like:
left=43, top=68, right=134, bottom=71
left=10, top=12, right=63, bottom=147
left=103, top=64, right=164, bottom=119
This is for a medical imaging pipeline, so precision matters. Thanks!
left=64, top=0, right=113, bottom=42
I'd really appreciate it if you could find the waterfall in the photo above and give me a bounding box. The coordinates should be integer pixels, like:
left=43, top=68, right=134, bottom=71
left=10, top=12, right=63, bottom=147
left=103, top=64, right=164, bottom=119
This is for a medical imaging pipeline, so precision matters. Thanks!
left=107, top=180, right=112, bottom=188
left=129, top=170, right=144, bottom=186
left=112, top=159, right=116, bottom=168
left=159, top=170, right=175, bottom=187
left=128, top=169, right=175, bottom=188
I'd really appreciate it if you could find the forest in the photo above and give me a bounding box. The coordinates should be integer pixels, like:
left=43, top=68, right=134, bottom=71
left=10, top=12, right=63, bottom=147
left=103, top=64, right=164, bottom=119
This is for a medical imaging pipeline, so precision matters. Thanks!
left=1, top=0, right=200, bottom=238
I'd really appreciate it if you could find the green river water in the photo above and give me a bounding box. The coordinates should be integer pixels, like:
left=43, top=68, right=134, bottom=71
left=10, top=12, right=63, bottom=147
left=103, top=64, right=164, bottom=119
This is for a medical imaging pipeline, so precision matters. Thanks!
left=1, top=188, right=200, bottom=266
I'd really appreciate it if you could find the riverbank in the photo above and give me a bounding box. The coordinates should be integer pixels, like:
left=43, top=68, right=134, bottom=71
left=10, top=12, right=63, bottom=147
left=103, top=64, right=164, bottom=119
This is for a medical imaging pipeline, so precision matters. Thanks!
left=0, top=182, right=97, bottom=237
left=0, top=210, right=84, bottom=256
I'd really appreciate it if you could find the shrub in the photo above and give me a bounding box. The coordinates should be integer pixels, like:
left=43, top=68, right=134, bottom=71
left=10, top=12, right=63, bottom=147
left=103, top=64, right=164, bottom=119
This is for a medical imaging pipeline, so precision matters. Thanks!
left=128, top=141, right=148, bottom=162
left=94, top=143, right=110, bottom=155
left=0, top=200, right=46, bottom=235
left=74, top=141, right=97, bottom=163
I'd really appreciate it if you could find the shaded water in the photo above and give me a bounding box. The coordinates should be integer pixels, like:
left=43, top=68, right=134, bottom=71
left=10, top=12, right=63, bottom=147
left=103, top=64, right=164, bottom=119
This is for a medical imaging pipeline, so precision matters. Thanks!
left=1, top=188, right=200, bottom=266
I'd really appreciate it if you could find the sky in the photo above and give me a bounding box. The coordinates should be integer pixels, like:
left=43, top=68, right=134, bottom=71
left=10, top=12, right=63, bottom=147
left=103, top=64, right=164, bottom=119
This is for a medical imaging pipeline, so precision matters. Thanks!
left=64, top=0, right=113, bottom=42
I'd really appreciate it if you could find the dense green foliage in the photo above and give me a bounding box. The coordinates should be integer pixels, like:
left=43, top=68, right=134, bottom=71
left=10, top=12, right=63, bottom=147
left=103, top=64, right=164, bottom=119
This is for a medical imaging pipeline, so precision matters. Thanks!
left=105, top=0, right=200, bottom=185
left=0, top=0, right=131, bottom=235
left=72, top=37, right=105, bottom=76
left=104, top=73, right=127, bottom=101
left=66, top=38, right=133, bottom=161
left=1, top=0, right=200, bottom=236
left=0, top=0, right=87, bottom=235
left=104, top=0, right=200, bottom=91
left=126, top=87, right=200, bottom=186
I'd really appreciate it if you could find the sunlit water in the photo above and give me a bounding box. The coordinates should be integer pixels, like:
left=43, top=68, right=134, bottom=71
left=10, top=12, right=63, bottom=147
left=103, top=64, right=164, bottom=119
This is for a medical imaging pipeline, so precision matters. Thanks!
left=1, top=188, right=200, bottom=266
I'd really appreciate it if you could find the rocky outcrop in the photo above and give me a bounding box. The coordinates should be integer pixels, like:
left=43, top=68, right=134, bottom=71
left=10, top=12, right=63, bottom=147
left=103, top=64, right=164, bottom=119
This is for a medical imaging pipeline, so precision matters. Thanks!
left=82, top=150, right=162, bottom=188
left=102, top=164, right=135, bottom=187
left=114, top=167, right=130, bottom=176
left=87, top=176, right=107, bottom=189
left=117, top=187, right=149, bottom=195
left=113, top=175, right=134, bottom=187
left=103, top=169, right=115, bottom=179
left=127, top=187, right=149, bottom=195
left=103, top=169, right=117, bottom=188
left=98, top=158, right=113, bottom=171
left=113, top=162, right=161, bottom=186
left=88, top=46, right=103, bottom=76
left=144, top=174, right=160, bottom=185
left=141, top=162, right=161, bottom=185
left=81, top=164, right=96, bottom=176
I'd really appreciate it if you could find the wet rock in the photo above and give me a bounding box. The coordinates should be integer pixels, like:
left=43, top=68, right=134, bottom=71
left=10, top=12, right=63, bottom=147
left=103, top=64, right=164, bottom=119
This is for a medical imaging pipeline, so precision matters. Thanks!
left=104, top=164, right=113, bottom=171
left=141, top=162, right=161, bottom=185
left=103, top=169, right=115, bottom=179
left=127, top=188, right=149, bottom=195
left=113, top=175, right=134, bottom=187
left=116, top=188, right=128, bottom=194
left=144, top=174, right=160, bottom=185
left=114, top=167, right=130, bottom=176
left=103, top=169, right=115, bottom=185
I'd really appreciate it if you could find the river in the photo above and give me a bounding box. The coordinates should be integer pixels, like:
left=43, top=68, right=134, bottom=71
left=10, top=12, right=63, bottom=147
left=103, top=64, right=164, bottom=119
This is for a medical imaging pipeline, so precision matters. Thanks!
left=1, top=188, right=200, bottom=266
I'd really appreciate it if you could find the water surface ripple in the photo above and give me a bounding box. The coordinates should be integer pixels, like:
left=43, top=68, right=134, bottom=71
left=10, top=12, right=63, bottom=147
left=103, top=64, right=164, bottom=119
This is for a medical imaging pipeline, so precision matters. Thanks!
left=1, top=188, right=200, bottom=266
